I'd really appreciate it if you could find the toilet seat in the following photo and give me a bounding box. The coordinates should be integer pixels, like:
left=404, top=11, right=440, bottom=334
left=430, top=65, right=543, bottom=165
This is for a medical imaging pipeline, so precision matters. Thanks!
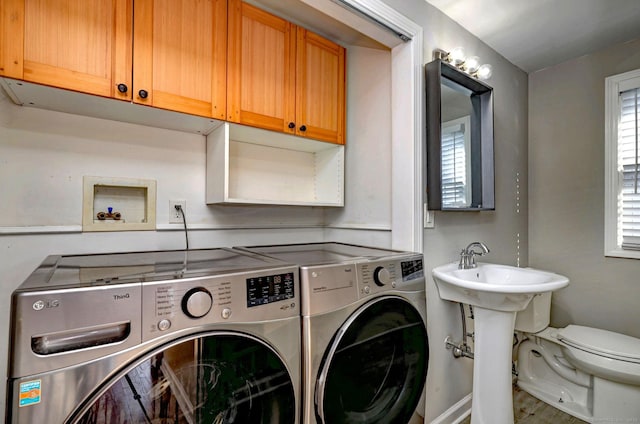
left=557, top=325, right=640, bottom=363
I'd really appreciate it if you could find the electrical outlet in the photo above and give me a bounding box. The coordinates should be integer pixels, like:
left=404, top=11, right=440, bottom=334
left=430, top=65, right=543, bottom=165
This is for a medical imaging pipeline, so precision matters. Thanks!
left=169, top=200, right=186, bottom=223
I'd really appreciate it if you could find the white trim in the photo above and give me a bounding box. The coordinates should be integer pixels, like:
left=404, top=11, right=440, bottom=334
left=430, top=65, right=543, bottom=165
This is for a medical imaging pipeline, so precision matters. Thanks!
left=604, top=68, right=640, bottom=259
left=0, top=226, right=84, bottom=234
left=156, top=224, right=324, bottom=231
left=429, top=393, right=472, bottom=424
left=390, top=14, right=424, bottom=253
left=330, top=0, right=415, bottom=41
left=324, top=224, right=391, bottom=231
left=0, top=223, right=391, bottom=235
left=0, top=224, right=329, bottom=235
left=301, top=0, right=405, bottom=48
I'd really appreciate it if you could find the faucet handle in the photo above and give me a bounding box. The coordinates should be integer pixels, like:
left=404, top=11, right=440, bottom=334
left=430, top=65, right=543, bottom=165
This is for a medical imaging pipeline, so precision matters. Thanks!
left=469, top=252, right=478, bottom=268
left=458, top=249, right=467, bottom=269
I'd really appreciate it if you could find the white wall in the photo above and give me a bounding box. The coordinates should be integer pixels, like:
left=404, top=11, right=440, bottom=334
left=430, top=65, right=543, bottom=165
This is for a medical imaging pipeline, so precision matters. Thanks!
left=326, top=45, right=392, bottom=231
left=529, top=38, right=640, bottom=339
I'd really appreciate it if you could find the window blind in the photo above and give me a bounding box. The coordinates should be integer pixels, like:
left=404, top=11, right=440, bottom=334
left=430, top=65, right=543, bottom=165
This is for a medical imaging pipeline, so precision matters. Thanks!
left=441, top=122, right=468, bottom=207
left=619, top=88, right=640, bottom=250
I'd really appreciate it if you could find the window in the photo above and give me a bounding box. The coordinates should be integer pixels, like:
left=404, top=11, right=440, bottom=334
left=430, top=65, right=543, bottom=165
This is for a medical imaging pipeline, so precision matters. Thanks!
left=604, top=69, right=640, bottom=258
left=441, top=116, right=471, bottom=208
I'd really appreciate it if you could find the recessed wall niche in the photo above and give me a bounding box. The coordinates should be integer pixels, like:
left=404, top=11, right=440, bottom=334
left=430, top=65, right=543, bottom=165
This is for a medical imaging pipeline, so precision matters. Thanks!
left=82, top=176, right=156, bottom=232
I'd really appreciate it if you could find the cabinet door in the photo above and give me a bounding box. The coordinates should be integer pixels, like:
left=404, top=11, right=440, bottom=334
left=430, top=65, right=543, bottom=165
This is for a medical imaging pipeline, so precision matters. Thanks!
left=296, top=28, right=346, bottom=145
left=133, top=0, right=227, bottom=118
left=227, top=0, right=296, bottom=134
left=1, top=0, right=132, bottom=100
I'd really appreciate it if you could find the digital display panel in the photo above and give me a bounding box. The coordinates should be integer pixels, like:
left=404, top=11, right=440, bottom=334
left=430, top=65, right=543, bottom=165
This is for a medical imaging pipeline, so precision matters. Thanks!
left=401, top=259, right=424, bottom=281
left=246, top=272, right=295, bottom=307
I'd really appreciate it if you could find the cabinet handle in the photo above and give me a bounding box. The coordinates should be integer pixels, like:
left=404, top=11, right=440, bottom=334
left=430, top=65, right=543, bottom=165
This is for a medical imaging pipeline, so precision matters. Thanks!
left=117, top=83, right=128, bottom=93
left=138, top=89, right=149, bottom=99
left=299, top=125, right=307, bottom=132
left=288, top=122, right=295, bottom=129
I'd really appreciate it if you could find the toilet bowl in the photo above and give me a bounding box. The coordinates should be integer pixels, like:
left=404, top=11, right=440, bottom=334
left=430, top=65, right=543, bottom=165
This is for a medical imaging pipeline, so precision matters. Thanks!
left=515, top=293, right=640, bottom=423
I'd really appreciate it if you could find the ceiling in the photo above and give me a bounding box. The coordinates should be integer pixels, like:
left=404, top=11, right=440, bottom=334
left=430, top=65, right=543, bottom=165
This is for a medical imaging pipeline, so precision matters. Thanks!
left=425, top=0, right=640, bottom=73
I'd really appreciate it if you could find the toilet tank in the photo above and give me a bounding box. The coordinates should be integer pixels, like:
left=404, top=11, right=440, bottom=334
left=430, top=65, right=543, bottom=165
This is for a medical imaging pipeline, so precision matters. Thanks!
left=515, top=292, right=551, bottom=333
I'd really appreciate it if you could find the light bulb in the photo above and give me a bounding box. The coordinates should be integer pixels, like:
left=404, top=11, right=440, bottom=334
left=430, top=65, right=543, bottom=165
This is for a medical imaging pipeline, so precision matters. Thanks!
left=448, top=46, right=466, bottom=65
left=465, top=56, right=481, bottom=73
left=476, top=64, right=493, bottom=80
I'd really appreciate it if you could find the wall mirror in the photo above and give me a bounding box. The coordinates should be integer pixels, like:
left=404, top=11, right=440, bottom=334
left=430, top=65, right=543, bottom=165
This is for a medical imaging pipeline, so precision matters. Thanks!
left=425, top=59, right=494, bottom=210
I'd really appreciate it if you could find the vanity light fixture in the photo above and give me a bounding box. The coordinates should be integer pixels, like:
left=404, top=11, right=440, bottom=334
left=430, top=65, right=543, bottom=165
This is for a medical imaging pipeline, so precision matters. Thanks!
left=464, top=55, right=481, bottom=73
left=433, top=48, right=492, bottom=81
left=446, top=46, right=466, bottom=65
left=475, top=64, right=493, bottom=81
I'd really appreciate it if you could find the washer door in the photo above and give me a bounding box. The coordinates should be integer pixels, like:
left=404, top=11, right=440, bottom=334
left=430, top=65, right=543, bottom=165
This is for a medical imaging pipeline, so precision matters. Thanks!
left=316, top=296, right=429, bottom=424
left=70, top=332, right=296, bottom=423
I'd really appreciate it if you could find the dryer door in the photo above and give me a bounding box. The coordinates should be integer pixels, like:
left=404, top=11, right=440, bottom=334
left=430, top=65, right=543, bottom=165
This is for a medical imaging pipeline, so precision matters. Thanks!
left=69, top=332, right=296, bottom=424
left=316, top=296, right=429, bottom=424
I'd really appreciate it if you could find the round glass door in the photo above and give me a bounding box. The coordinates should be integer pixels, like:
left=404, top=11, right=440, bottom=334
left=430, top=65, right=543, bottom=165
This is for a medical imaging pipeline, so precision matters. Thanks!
left=71, top=333, right=295, bottom=424
left=316, top=297, right=429, bottom=424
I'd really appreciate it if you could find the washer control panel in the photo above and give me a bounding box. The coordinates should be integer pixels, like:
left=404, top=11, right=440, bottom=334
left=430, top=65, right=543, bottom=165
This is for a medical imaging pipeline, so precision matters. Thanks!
left=141, top=266, right=299, bottom=341
left=372, top=266, right=392, bottom=286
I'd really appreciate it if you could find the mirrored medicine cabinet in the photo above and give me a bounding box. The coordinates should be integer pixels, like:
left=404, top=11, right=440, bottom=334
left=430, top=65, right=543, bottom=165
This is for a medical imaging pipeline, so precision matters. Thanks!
left=425, top=59, right=495, bottom=210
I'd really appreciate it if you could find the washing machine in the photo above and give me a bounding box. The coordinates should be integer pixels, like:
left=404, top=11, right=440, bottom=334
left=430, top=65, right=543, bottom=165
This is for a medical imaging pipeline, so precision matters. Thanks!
left=235, top=243, right=429, bottom=424
left=6, top=248, right=301, bottom=424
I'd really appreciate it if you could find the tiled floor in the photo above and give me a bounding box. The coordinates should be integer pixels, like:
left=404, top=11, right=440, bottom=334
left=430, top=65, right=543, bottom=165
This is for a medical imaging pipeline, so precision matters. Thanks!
left=461, top=385, right=588, bottom=424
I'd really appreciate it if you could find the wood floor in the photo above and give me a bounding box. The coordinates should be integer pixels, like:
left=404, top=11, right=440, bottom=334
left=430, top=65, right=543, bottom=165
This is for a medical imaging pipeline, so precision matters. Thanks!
left=460, top=385, right=588, bottom=424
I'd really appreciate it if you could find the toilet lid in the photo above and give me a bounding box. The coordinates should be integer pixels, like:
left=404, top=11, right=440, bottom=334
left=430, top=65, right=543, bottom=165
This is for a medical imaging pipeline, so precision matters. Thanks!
left=557, top=325, right=640, bottom=362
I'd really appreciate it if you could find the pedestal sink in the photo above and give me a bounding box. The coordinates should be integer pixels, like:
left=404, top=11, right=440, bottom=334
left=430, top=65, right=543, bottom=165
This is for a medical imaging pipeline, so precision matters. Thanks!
left=432, top=262, right=569, bottom=424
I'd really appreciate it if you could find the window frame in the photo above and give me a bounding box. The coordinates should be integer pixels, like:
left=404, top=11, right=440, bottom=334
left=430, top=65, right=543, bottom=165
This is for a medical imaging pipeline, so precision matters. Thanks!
left=604, top=68, right=640, bottom=259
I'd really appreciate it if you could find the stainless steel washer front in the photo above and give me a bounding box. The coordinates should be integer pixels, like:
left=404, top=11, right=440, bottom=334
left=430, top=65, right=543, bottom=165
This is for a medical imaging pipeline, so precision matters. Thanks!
left=6, top=248, right=301, bottom=424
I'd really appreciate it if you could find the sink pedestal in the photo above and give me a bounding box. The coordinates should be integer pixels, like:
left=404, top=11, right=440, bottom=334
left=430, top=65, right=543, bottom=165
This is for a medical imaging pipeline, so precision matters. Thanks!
left=471, top=307, right=517, bottom=424
left=431, top=262, right=570, bottom=424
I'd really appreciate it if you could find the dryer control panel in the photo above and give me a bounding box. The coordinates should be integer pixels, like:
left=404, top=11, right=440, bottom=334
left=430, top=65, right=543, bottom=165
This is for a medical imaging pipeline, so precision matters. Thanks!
left=357, top=255, right=424, bottom=298
left=141, top=266, right=299, bottom=342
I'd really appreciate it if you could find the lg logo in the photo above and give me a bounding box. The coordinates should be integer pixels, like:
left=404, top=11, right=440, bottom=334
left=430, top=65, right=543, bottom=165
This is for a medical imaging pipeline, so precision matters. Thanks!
left=32, top=300, right=60, bottom=311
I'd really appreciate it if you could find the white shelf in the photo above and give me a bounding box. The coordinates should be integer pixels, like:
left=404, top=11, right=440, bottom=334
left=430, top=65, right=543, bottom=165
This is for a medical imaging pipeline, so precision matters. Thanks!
left=206, top=123, right=344, bottom=206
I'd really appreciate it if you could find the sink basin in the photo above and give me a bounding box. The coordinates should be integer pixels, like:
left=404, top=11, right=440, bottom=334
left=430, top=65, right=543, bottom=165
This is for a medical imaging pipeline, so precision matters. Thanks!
left=432, top=262, right=569, bottom=312
left=432, top=261, right=569, bottom=424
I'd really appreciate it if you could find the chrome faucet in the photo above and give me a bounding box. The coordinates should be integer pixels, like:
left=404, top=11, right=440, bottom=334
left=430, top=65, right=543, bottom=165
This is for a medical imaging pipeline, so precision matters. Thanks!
left=459, top=242, right=490, bottom=269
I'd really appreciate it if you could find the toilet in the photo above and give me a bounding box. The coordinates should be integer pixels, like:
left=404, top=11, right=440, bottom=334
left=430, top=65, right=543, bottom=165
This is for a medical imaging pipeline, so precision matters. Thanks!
left=515, top=292, right=640, bottom=423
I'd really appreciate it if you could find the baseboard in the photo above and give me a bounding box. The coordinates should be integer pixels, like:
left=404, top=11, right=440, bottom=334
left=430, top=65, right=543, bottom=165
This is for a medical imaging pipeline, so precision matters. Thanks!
left=430, top=393, right=472, bottom=424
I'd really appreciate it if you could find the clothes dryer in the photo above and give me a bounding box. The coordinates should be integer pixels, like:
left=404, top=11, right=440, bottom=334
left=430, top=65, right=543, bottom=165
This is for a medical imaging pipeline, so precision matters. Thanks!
left=236, top=243, right=429, bottom=424
left=6, top=248, right=301, bottom=424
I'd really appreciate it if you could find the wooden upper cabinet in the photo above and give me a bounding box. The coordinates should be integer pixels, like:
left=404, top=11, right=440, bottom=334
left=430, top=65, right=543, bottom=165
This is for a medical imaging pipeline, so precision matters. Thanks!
left=227, top=0, right=345, bottom=144
left=227, top=0, right=296, bottom=134
left=133, top=0, right=227, bottom=118
left=296, top=28, right=345, bottom=145
left=0, top=0, right=133, bottom=100
left=1, top=0, right=226, bottom=118
left=1, top=0, right=344, bottom=139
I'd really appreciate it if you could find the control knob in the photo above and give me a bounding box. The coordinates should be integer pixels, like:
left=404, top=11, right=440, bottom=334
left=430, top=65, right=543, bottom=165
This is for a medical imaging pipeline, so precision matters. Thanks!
left=373, top=266, right=392, bottom=286
left=182, top=287, right=213, bottom=318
